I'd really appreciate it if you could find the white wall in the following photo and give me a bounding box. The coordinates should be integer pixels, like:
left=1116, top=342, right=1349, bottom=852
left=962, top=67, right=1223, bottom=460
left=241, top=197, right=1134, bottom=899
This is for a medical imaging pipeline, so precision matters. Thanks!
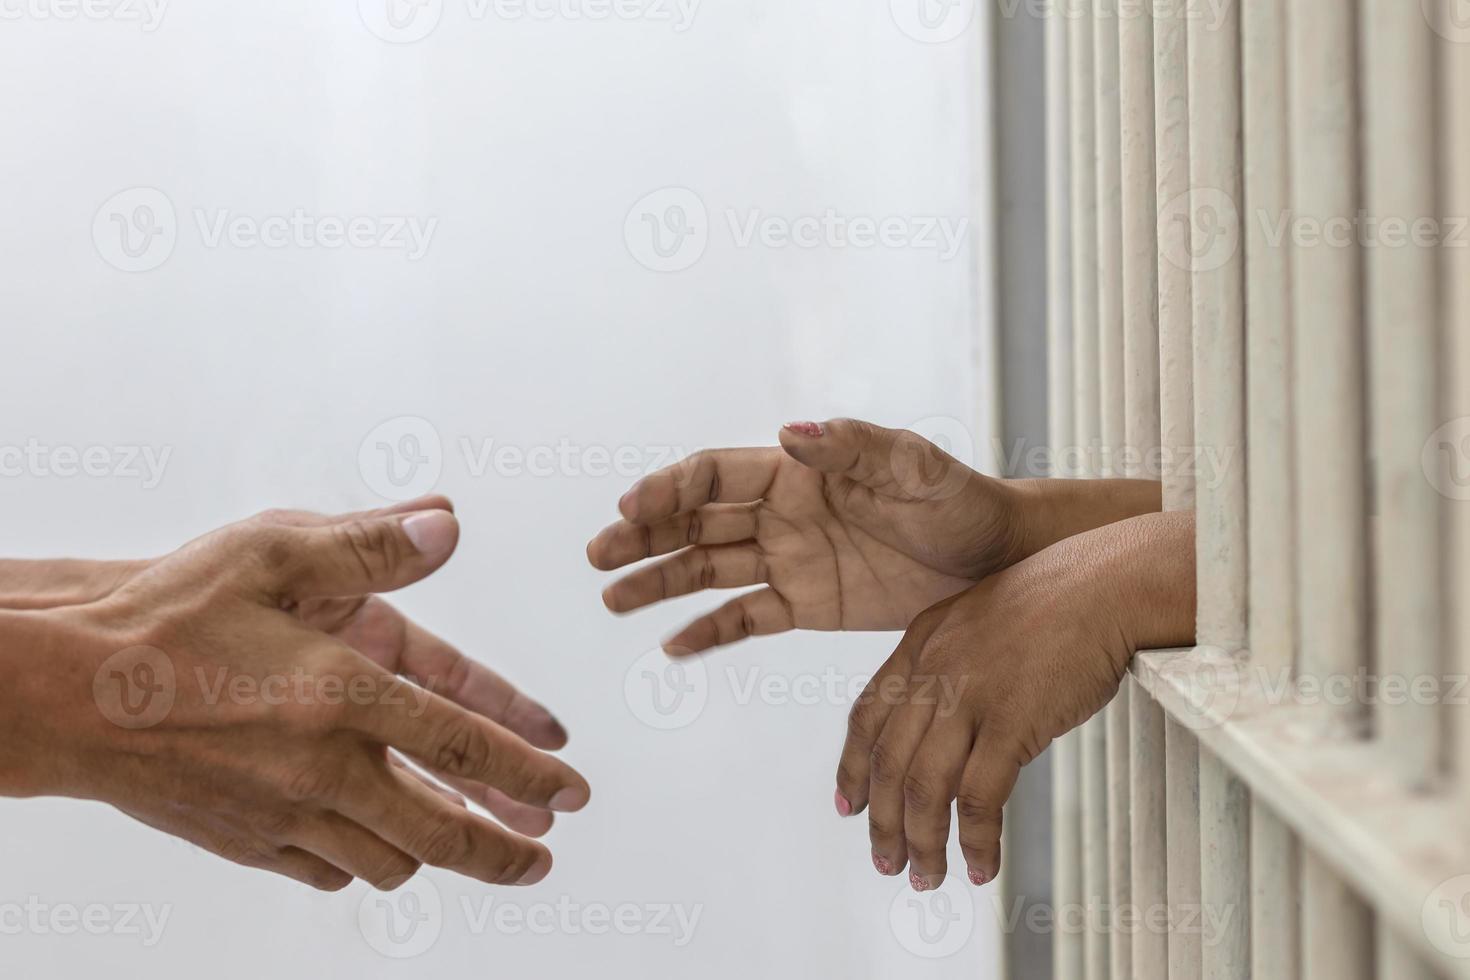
left=0, top=2, right=997, bottom=976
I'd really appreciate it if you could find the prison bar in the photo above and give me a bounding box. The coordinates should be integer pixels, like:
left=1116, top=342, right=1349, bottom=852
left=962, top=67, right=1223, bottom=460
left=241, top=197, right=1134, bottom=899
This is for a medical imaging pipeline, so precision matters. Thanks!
left=1037, top=1, right=1467, bottom=977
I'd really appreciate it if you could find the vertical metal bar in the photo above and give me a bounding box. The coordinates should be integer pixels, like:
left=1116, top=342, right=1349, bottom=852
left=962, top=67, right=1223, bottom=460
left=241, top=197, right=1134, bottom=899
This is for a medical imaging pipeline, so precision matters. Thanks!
left=1439, top=0, right=1470, bottom=806
left=1048, top=8, right=1083, bottom=979
left=1363, top=0, right=1442, bottom=797
left=1242, top=0, right=1300, bottom=973
left=1187, top=3, right=1251, bottom=978
left=1154, top=0, right=1195, bottom=514
left=1375, top=935, right=1439, bottom=980
left=1250, top=798, right=1299, bottom=979
left=1288, top=0, right=1375, bottom=975
left=1121, top=4, right=1165, bottom=979
left=1070, top=7, right=1109, bottom=979
left=1155, top=3, right=1200, bottom=977
left=1094, top=5, right=1130, bottom=979
left=1302, top=853, right=1373, bottom=977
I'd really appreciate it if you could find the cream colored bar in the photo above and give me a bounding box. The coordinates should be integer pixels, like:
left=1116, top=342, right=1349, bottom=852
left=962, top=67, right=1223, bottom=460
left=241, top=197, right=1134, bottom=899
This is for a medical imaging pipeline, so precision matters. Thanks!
left=1441, top=0, right=1470, bottom=806
left=1154, top=0, right=1194, bottom=513
left=1287, top=0, right=1373, bottom=976
left=1120, top=4, right=1165, bottom=978
left=1362, top=0, right=1441, bottom=796
left=1376, top=928, right=1439, bottom=980
left=1187, top=4, right=1251, bottom=978
left=1047, top=8, right=1083, bottom=979
left=1154, top=3, right=1200, bottom=978
left=1250, top=797, right=1298, bottom=978
left=1095, top=8, right=1130, bottom=972
left=1133, top=650, right=1470, bottom=976
left=1069, top=8, right=1108, bottom=979
left=1242, top=0, right=1300, bottom=974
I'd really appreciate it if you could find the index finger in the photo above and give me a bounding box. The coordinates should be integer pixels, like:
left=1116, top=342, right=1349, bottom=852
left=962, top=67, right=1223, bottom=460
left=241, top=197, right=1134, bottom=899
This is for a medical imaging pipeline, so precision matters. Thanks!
left=345, top=672, right=591, bottom=813
left=618, top=448, right=782, bottom=524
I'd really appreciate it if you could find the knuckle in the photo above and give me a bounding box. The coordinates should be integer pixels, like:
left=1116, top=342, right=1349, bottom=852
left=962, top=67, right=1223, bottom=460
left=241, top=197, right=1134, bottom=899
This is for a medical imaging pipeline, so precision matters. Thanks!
left=835, top=759, right=865, bottom=792
left=217, top=837, right=272, bottom=869
left=903, top=772, right=941, bottom=814
left=256, top=809, right=302, bottom=840
left=431, top=720, right=492, bottom=778
left=956, top=792, right=1001, bottom=829
left=867, top=813, right=898, bottom=841
left=868, top=742, right=901, bottom=788
left=413, top=813, right=475, bottom=868
left=333, top=521, right=403, bottom=582
left=282, top=761, right=346, bottom=803
left=846, top=703, right=879, bottom=743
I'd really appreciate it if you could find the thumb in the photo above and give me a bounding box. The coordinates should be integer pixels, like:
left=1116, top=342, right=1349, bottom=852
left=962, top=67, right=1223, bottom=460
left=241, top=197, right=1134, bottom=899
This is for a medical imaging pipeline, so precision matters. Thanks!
left=260, top=509, right=460, bottom=602
left=779, top=419, right=972, bottom=500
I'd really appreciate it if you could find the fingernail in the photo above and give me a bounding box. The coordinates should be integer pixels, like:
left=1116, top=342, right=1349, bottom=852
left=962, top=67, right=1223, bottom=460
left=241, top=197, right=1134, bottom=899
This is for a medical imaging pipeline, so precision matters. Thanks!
left=548, top=787, right=588, bottom=813
left=909, top=871, right=932, bottom=893
left=516, top=852, right=552, bottom=886
left=401, top=511, right=458, bottom=560
left=968, top=868, right=990, bottom=886
left=834, top=790, right=852, bottom=817
left=784, top=421, right=825, bottom=438
left=873, top=853, right=894, bottom=876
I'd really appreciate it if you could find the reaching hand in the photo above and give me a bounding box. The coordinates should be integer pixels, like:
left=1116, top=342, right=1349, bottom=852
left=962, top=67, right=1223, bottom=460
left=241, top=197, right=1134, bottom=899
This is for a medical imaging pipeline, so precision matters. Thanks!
left=833, top=511, right=1195, bottom=891
left=6, top=498, right=589, bottom=891
left=587, top=419, right=1025, bottom=655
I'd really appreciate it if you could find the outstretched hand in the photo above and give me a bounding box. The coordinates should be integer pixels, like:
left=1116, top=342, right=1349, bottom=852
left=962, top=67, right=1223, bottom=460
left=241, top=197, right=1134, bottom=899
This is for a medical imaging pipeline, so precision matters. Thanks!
left=587, top=419, right=1024, bottom=655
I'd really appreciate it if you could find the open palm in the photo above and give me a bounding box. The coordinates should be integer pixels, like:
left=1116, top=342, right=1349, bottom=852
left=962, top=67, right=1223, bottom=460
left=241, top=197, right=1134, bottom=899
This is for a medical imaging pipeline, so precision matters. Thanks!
left=588, top=420, right=1022, bottom=655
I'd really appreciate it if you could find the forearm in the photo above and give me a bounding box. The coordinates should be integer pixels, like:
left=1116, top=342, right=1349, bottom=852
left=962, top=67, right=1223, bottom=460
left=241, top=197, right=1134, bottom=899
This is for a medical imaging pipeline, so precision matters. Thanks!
left=0, top=606, right=88, bottom=797
left=1079, top=508, right=1197, bottom=657
left=0, top=559, right=145, bottom=610
left=1000, top=478, right=1163, bottom=565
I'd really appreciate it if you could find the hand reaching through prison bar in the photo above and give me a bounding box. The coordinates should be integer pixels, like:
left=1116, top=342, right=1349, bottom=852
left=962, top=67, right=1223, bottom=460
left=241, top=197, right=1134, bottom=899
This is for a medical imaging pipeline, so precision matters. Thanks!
left=588, top=418, right=1162, bottom=653
left=834, top=510, right=1197, bottom=892
left=0, top=497, right=589, bottom=891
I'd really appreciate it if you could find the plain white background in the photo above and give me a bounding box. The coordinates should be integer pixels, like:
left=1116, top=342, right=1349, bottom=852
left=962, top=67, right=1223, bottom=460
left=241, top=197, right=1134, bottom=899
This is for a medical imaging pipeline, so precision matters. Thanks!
left=0, top=1, right=1001, bottom=976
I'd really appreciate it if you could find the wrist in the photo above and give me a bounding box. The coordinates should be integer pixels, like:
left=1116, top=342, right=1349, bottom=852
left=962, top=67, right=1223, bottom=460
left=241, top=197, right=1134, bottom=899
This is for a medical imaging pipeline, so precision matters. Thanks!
left=1087, top=511, right=1198, bottom=660
left=0, top=604, right=130, bottom=799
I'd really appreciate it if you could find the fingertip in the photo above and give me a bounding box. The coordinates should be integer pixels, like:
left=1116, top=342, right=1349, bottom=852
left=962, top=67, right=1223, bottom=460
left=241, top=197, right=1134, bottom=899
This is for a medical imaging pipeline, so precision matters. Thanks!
left=516, top=850, right=553, bottom=886
left=548, top=785, right=590, bottom=814
left=401, top=510, right=460, bottom=565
